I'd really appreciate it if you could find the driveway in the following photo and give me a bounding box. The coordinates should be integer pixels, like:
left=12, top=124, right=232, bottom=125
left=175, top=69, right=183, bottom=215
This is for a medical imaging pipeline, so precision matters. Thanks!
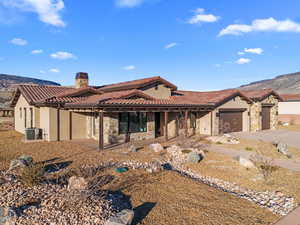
left=233, top=130, right=300, bottom=148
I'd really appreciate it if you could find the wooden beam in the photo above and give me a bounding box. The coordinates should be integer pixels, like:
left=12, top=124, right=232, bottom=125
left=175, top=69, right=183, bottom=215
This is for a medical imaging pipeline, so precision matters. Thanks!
left=164, top=111, right=168, bottom=141
left=69, top=111, right=72, bottom=140
left=185, top=110, right=188, bottom=137
left=98, top=111, right=104, bottom=150
left=57, top=108, right=60, bottom=141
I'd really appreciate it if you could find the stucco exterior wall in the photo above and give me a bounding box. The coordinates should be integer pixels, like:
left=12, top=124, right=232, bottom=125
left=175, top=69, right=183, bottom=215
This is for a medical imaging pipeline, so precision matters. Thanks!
left=142, top=84, right=172, bottom=99
left=198, top=112, right=212, bottom=135
left=71, top=112, right=88, bottom=139
left=14, top=94, right=40, bottom=134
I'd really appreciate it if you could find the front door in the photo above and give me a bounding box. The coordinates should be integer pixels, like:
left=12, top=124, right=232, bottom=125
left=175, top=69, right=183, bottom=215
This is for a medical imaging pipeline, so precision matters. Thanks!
left=155, top=112, right=161, bottom=137
left=262, top=106, right=271, bottom=130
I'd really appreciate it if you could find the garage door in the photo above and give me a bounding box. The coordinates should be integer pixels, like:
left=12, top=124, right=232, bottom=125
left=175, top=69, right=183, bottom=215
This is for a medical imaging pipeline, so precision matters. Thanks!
left=262, top=106, right=271, bottom=130
left=219, top=110, right=243, bottom=134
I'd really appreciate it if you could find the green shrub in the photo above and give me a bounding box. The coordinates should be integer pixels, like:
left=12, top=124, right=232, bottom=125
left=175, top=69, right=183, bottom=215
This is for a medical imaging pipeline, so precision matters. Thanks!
left=245, top=147, right=253, bottom=151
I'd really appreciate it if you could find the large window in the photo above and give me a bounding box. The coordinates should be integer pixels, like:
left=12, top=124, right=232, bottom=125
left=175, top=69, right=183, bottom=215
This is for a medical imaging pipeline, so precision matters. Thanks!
left=119, top=112, right=147, bottom=134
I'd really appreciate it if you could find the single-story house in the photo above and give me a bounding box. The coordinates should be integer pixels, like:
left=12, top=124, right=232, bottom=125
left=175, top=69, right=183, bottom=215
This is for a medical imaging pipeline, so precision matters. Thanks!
left=11, top=73, right=282, bottom=149
left=278, top=94, right=300, bottom=125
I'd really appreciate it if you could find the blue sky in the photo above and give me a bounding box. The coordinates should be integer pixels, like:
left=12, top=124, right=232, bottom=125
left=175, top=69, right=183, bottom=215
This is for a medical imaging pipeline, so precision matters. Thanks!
left=1, top=0, right=300, bottom=91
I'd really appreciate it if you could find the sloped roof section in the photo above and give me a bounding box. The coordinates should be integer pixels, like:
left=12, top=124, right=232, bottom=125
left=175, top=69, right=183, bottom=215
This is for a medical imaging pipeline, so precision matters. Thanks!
left=172, top=89, right=252, bottom=105
left=98, top=76, right=177, bottom=92
left=11, top=85, right=74, bottom=107
left=242, top=89, right=283, bottom=101
left=281, top=94, right=300, bottom=101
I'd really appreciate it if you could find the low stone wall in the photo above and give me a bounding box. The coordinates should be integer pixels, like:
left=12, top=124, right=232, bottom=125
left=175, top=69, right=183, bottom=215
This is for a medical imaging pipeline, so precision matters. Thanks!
left=279, top=114, right=300, bottom=125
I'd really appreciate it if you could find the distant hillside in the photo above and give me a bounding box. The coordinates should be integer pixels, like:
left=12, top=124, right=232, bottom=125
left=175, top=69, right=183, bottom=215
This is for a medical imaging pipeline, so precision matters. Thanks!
left=239, top=72, right=300, bottom=94
left=0, top=74, right=60, bottom=108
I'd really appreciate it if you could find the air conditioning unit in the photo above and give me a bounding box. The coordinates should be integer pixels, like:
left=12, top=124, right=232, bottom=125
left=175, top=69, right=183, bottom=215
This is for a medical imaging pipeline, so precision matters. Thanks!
left=25, top=128, right=43, bottom=140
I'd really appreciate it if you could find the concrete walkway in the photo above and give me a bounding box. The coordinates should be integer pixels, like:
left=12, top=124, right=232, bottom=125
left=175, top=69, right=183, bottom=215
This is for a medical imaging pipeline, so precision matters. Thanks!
left=209, top=145, right=300, bottom=172
left=273, top=206, right=300, bottom=225
left=233, top=130, right=300, bottom=148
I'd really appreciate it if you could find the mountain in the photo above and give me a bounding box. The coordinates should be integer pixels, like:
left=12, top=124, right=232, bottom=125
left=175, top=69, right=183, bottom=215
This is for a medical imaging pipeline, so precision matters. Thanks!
left=239, top=72, right=300, bottom=94
left=0, top=74, right=60, bottom=108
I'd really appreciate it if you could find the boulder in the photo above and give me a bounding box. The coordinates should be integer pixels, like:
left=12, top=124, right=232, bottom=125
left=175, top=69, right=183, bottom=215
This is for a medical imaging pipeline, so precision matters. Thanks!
left=104, top=209, right=134, bottom=225
left=187, top=152, right=202, bottom=163
left=8, top=155, right=33, bottom=171
left=147, top=161, right=163, bottom=173
left=277, top=143, right=290, bottom=156
left=18, top=155, right=33, bottom=165
left=129, top=145, right=137, bottom=153
left=235, top=156, right=255, bottom=169
left=149, top=143, right=164, bottom=153
left=68, top=176, right=88, bottom=191
left=0, top=207, right=17, bottom=225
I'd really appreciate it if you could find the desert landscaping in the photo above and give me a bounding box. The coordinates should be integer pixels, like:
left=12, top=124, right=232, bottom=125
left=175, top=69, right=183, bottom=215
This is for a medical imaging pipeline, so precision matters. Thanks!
left=1, top=129, right=300, bottom=224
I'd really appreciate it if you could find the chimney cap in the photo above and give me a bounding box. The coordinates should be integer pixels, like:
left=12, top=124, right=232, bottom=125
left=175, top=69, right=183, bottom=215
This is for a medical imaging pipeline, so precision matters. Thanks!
left=76, top=72, right=88, bottom=79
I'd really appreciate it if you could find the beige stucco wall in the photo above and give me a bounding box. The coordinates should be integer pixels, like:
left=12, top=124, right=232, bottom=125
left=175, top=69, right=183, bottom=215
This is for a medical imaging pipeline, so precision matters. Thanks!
left=143, top=84, right=172, bottom=99
left=279, top=102, right=300, bottom=114
left=71, top=112, right=88, bottom=139
left=14, top=94, right=40, bottom=134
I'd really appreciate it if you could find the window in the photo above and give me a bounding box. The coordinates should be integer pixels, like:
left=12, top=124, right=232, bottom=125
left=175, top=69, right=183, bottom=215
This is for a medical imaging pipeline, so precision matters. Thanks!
left=119, top=112, right=147, bottom=134
left=30, top=108, right=33, bottom=128
left=19, top=108, right=22, bottom=119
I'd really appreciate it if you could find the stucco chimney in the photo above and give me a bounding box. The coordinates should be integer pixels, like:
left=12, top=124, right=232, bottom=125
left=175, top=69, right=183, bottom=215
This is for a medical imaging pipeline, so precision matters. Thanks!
left=75, top=72, right=89, bottom=88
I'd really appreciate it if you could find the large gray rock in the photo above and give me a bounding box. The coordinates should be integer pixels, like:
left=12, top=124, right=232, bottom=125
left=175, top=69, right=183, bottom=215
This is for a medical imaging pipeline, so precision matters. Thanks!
left=235, top=156, right=255, bottom=168
left=129, top=145, right=137, bottom=153
left=277, top=143, right=291, bottom=158
left=149, top=143, right=164, bottom=153
left=8, top=155, right=33, bottom=171
left=0, top=207, right=17, bottom=225
left=187, top=152, right=201, bottom=163
left=68, top=176, right=88, bottom=191
left=104, top=209, right=134, bottom=225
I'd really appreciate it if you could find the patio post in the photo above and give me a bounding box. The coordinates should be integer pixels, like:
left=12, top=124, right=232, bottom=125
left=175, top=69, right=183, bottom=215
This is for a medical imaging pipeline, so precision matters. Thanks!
left=98, top=111, right=104, bottom=150
left=185, top=110, right=188, bottom=137
left=164, top=111, right=168, bottom=141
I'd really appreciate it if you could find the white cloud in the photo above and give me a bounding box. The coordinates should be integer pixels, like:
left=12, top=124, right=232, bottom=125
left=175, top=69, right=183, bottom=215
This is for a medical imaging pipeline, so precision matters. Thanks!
left=214, top=64, right=221, bottom=68
left=122, top=65, right=136, bottom=70
left=237, top=51, right=245, bottom=55
left=39, top=70, right=45, bottom=73
left=188, top=8, right=220, bottom=24
left=2, top=0, right=66, bottom=27
left=236, top=58, right=251, bottom=64
left=31, top=49, right=43, bottom=54
left=244, top=48, right=263, bottom=55
left=219, top=17, right=300, bottom=36
left=49, top=68, right=59, bottom=73
left=164, top=42, right=178, bottom=49
left=50, top=51, right=76, bottom=60
left=10, top=38, right=27, bottom=45
left=115, top=0, right=143, bottom=8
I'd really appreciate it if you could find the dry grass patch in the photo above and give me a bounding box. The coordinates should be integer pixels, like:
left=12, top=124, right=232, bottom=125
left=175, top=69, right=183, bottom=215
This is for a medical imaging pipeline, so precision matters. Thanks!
left=279, top=125, right=300, bottom=131
left=187, top=151, right=300, bottom=203
left=218, top=138, right=300, bottom=160
left=102, top=170, right=278, bottom=225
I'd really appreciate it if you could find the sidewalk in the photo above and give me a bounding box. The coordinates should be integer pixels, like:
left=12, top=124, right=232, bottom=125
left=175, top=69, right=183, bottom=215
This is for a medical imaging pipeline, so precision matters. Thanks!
left=208, top=145, right=300, bottom=172
left=273, top=206, right=300, bottom=225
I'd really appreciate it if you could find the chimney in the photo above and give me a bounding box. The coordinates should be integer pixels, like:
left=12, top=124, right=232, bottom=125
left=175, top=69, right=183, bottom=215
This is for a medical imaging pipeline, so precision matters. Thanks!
left=75, top=72, right=89, bottom=89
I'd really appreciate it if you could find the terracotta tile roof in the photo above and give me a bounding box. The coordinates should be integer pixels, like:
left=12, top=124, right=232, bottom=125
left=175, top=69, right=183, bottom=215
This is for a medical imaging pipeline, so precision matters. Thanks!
left=172, top=89, right=252, bottom=105
left=241, top=89, right=283, bottom=101
left=55, top=87, right=103, bottom=98
left=11, top=85, right=74, bottom=106
left=98, top=76, right=177, bottom=92
left=281, top=94, right=300, bottom=101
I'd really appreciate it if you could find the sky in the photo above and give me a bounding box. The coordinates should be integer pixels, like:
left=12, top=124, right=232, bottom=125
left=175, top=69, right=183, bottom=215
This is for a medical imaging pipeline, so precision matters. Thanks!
left=0, top=0, right=300, bottom=91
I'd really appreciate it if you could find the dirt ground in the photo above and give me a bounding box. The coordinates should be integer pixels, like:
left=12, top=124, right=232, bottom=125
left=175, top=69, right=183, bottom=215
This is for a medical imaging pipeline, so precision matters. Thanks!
left=279, top=125, right=300, bottom=131
left=0, top=131, right=280, bottom=225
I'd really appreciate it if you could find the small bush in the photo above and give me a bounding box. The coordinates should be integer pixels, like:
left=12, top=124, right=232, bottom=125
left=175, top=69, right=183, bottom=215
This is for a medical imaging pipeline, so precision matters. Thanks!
left=19, top=163, right=45, bottom=187
left=245, top=147, right=253, bottom=151
left=216, top=141, right=222, bottom=145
